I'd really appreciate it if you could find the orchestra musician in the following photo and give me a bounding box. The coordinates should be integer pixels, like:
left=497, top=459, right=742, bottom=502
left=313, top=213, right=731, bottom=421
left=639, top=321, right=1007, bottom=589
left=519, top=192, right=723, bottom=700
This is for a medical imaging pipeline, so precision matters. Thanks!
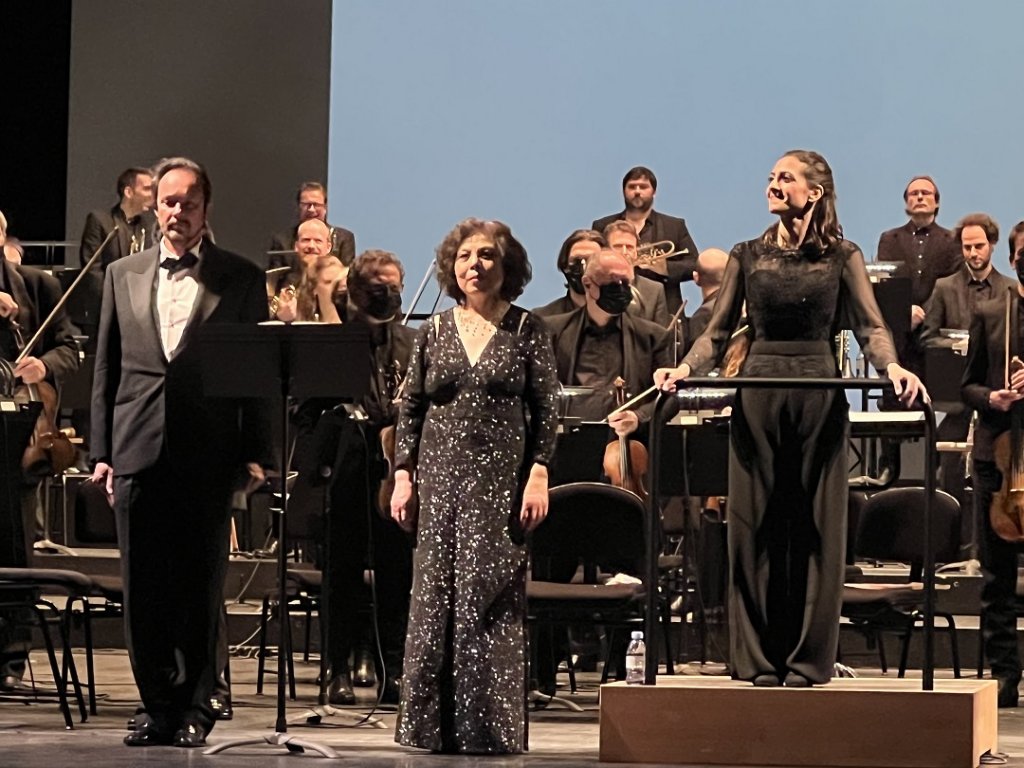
left=0, top=230, right=78, bottom=692
left=961, top=219, right=1024, bottom=708
left=309, top=249, right=414, bottom=706
left=90, top=157, right=271, bottom=747
left=657, top=149, right=924, bottom=687
left=270, top=218, right=346, bottom=323
left=876, top=175, right=961, bottom=376
left=267, top=181, right=356, bottom=271
left=592, top=166, right=698, bottom=314
left=544, top=248, right=673, bottom=436
left=686, top=247, right=730, bottom=346
left=921, top=213, right=1016, bottom=535
left=602, top=221, right=672, bottom=326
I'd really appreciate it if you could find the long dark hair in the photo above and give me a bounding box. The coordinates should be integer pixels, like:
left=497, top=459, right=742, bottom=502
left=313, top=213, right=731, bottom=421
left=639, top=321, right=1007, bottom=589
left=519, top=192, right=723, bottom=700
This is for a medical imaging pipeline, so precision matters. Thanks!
left=762, top=149, right=843, bottom=251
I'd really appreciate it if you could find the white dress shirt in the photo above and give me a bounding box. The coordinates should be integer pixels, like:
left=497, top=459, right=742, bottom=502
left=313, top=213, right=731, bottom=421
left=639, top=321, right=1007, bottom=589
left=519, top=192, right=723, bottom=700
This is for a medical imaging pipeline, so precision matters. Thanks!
left=156, top=239, right=202, bottom=358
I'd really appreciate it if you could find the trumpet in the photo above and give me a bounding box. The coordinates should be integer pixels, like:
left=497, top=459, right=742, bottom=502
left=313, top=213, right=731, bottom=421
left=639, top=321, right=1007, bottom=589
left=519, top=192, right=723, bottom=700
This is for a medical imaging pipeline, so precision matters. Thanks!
left=634, top=240, right=689, bottom=268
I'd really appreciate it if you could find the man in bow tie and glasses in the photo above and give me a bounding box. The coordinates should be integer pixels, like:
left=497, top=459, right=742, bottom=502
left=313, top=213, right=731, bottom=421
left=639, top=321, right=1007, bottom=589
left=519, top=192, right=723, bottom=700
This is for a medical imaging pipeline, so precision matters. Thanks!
left=90, top=156, right=271, bottom=748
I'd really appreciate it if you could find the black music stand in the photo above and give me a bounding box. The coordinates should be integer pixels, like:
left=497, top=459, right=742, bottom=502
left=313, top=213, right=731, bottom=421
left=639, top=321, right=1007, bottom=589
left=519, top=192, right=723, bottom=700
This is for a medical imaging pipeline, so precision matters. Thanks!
left=872, top=277, right=912, bottom=341
left=198, top=323, right=370, bottom=758
left=1, top=403, right=41, bottom=567
left=550, top=423, right=609, bottom=485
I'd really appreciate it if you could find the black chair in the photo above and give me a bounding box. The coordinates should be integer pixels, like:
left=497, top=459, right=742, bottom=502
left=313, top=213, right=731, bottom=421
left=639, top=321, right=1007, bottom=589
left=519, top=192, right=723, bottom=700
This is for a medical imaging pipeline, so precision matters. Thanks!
left=527, top=482, right=674, bottom=692
left=841, top=487, right=962, bottom=678
left=256, top=568, right=322, bottom=700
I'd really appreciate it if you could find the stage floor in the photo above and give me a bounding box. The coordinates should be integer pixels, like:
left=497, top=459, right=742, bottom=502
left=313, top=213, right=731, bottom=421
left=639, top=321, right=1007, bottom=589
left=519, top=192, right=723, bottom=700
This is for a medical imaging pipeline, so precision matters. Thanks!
left=3, top=652, right=1024, bottom=767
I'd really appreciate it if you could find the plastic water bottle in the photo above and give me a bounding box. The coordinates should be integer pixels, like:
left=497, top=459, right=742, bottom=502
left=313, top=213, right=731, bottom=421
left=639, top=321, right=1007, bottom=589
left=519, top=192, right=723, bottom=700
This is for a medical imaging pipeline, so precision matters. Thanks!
left=625, top=630, right=645, bottom=684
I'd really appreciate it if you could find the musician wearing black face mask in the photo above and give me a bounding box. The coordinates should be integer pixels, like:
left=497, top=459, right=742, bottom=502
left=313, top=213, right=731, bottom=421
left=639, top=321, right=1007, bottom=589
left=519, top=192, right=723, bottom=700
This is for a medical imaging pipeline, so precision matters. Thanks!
left=542, top=249, right=672, bottom=435
left=962, top=220, right=1024, bottom=709
left=310, top=249, right=415, bottom=706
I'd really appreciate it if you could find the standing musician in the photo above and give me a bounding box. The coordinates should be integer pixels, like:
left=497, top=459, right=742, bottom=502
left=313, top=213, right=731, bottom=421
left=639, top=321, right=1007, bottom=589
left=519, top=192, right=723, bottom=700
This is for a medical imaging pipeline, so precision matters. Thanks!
left=90, top=157, right=271, bottom=748
left=0, top=240, right=78, bottom=692
left=961, top=219, right=1024, bottom=708
left=592, top=166, right=699, bottom=314
left=922, top=214, right=1016, bottom=536
left=308, top=249, right=414, bottom=706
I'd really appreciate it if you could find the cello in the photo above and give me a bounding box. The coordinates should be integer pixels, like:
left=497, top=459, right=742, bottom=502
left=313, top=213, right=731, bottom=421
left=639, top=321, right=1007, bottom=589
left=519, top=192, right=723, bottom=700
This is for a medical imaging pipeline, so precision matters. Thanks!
left=990, top=290, right=1024, bottom=541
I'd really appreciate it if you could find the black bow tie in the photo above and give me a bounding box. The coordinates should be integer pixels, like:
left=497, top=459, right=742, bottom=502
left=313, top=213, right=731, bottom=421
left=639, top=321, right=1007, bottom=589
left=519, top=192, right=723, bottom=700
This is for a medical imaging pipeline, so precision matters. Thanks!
left=160, top=252, right=198, bottom=275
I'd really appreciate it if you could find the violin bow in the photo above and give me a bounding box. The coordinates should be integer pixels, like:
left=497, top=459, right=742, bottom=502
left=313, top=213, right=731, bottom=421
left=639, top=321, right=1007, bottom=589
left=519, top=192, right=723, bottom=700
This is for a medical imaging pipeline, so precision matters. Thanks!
left=15, top=226, right=118, bottom=363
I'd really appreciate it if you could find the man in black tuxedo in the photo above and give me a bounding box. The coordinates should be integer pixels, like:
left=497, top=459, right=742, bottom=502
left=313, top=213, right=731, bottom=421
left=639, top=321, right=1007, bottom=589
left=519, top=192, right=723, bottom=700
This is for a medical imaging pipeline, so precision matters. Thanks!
left=90, top=157, right=270, bottom=747
left=267, top=181, right=356, bottom=272
left=79, top=167, right=158, bottom=275
left=0, top=249, right=78, bottom=690
left=592, top=166, right=698, bottom=314
left=961, top=219, right=1024, bottom=708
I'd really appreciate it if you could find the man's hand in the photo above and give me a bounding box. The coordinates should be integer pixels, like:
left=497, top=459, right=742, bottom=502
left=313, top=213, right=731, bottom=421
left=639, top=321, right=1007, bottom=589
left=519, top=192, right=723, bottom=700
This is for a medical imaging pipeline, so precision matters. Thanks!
left=0, top=291, right=17, bottom=319
left=911, top=304, right=925, bottom=330
left=13, top=356, right=46, bottom=384
left=990, top=390, right=1024, bottom=413
left=243, top=462, right=265, bottom=495
left=91, top=462, right=115, bottom=501
left=608, top=410, right=639, bottom=437
left=1010, top=367, right=1024, bottom=393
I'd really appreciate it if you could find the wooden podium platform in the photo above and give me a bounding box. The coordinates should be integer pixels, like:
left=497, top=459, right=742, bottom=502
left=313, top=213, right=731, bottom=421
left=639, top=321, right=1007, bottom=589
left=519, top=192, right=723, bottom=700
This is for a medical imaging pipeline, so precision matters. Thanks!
left=599, top=676, right=997, bottom=767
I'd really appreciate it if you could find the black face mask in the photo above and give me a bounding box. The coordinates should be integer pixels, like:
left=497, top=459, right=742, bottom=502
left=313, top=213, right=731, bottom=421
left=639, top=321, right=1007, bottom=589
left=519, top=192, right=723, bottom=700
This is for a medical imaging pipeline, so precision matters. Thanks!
left=595, top=281, right=633, bottom=315
left=562, top=260, right=585, bottom=295
left=1015, top=256, right=1024, bottom=286
left=361, top=284, right=403, bottom=319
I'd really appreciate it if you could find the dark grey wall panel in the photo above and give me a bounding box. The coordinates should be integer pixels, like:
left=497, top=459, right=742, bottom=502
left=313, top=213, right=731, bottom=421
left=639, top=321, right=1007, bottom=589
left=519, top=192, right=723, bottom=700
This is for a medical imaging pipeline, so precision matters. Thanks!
left=66, top=0, right=331, bottom=265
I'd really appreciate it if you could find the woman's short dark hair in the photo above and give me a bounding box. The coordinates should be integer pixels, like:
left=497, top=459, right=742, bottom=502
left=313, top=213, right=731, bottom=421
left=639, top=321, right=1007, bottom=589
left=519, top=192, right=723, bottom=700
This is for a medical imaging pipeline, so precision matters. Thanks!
left=556, top=229, right=607, bottom=272
left=152, top=156, right=212, bottom=207
left=435, top=218, right=531, bottom=304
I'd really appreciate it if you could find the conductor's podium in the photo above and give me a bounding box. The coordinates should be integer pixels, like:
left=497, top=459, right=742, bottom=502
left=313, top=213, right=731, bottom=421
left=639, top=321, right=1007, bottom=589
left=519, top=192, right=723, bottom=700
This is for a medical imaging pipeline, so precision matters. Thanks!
left=599, top=676, right=997, bottom=767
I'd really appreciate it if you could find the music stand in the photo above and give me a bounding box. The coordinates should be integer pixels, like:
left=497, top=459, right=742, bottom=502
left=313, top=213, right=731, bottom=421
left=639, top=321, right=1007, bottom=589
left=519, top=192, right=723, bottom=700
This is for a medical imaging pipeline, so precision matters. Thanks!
left=198, top=323, right=370, bottom=758
left=872, top=277, right=912, bottom=340
left=1, top=403, right=41, bottom=567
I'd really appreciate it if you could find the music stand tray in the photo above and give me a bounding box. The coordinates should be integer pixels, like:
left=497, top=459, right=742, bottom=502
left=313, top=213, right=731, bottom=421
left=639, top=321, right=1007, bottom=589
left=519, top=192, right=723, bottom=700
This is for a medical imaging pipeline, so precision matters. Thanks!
left=199, top=323, right=371, bottom=757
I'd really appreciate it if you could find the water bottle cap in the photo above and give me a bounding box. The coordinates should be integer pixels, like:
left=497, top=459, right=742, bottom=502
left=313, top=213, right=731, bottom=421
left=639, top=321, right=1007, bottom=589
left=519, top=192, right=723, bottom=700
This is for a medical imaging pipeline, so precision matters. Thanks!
left=631, top=631, right=643, bottom=640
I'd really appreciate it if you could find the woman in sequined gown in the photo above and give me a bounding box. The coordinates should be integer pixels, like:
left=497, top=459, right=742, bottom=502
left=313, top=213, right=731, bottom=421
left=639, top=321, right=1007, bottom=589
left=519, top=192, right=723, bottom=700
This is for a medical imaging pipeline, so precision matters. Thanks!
left=656, top=150, right=926, bottom=686
left=390, top=218, right=558, bottom=753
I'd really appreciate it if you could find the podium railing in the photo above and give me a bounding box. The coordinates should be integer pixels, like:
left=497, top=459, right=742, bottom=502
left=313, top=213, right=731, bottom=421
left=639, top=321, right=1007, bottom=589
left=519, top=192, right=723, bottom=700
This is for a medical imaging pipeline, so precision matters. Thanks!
left=643, top=377, right=938, bottom=689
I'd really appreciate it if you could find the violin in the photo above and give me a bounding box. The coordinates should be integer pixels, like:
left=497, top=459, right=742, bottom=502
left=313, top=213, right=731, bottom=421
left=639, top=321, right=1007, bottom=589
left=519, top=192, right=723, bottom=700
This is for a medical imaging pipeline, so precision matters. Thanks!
left=602, top=377, right=649, bottom=500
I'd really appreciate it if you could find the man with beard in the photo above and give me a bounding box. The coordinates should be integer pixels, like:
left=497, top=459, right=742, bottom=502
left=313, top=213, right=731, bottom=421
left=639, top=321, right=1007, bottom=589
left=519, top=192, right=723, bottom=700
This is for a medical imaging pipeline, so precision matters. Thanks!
left=307, top=250, right=414, bottom=705
left=592, top=166, right=698, bottom=314
left=922, top=214, right=1016, bottom=548
left=961, top=218, right=1024, bottom=708
left=877, top=176, right=961, bottom=374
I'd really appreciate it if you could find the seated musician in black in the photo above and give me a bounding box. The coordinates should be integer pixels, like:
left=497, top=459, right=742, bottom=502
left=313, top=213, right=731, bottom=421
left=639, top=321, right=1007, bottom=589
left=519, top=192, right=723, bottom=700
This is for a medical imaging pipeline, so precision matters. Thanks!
left=0, top=245, right=78, bottom=691
left=535, top=249, right=671, bottom=694
left=309, top=250, right=415, bottom=705
left=962, top=219, right=1024, bottom=708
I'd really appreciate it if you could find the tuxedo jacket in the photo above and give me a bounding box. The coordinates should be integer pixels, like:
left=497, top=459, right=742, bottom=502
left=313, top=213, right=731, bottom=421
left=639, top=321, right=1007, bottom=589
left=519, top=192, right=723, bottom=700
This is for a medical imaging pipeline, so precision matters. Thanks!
left=542, top=306, right=672, bottom=423
left=90, top=240, right=271, bottom=476
left=0, top=261, right=78, bottom=387
left=921, top=266, right=1017, bottom=348
left=592, top=209, right=699, bottom=312
left=961, top=286, right=1023, bottom=461
left=79, top=205, right=158, bottom=273
left=532, top=274, right=669, bottom=326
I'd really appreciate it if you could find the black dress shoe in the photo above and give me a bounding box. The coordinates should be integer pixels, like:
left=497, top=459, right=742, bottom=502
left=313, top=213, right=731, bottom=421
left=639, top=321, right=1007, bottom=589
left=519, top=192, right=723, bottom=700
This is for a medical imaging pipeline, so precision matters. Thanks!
left=328, top=673, right=356, bottom=706
left=124, top=719, right=173, bottom=747
left=210, top=694, right=233, bottom=721
left=354, top=649, right=376, bottom=687
left=173, top=719, right=207, bottom=748
left=0, top=675, right=28, bottom=693
left=783, top=672, right=811, bottom=688
left=998, top=678, right=1020, bottom=708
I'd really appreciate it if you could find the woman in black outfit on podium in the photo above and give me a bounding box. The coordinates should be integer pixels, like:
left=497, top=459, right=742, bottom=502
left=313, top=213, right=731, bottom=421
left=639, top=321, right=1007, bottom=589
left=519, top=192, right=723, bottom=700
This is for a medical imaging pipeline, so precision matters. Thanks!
left=656, top=150, right=926, bottom=686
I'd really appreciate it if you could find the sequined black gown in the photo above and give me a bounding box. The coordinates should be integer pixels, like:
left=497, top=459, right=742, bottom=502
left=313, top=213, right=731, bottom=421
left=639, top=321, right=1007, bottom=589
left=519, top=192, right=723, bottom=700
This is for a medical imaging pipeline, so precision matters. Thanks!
left=683, top=232, right=898, bottom=684
left=394, top=306, right=558, bottom=753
